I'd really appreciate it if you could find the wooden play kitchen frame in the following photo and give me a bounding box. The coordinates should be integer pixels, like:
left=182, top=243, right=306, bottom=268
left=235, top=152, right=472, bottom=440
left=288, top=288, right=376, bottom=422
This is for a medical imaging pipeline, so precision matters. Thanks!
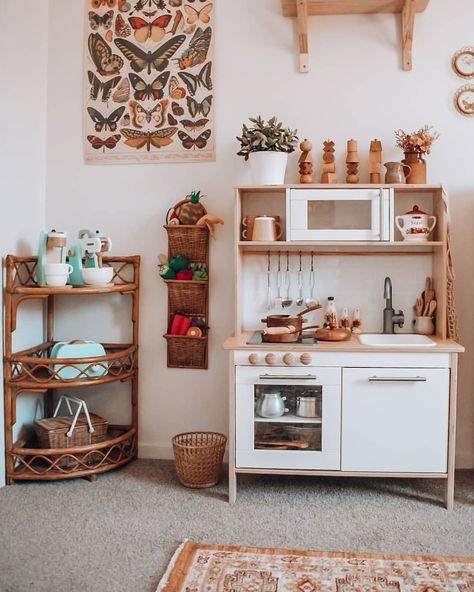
left=3, top=255, right=140, bottom=484
left=281, top=0, right=430, bottom=72
left=226, top=183, right=463, bottom=508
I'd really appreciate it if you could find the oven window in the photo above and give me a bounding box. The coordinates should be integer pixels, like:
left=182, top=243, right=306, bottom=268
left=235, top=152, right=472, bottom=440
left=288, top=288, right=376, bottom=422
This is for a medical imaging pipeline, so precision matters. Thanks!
left=307, top=200, right=372, bottom=230
left=254, top=385, right=322, bottom=452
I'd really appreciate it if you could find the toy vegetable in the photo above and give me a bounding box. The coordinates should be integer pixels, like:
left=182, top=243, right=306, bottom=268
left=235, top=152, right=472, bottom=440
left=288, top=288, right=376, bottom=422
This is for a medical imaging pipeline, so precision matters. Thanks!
left=177, top=269, right=193, bottom=280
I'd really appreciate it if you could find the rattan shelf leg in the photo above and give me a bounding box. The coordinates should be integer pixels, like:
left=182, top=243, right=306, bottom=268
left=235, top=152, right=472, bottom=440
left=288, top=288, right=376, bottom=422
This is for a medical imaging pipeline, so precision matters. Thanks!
left=87, top=474, right=98, bottom=482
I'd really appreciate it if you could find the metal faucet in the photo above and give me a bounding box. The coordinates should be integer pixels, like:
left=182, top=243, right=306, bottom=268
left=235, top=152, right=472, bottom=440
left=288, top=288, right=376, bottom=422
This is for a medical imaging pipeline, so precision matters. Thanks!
left=383, top=277, right=404, bottom=334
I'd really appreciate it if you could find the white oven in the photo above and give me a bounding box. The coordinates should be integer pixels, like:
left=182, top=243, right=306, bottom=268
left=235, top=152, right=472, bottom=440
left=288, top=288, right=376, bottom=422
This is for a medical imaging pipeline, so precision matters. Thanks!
left=287, top=188, right=394, bottom=241
left=235, top=353, right=341, bottom=470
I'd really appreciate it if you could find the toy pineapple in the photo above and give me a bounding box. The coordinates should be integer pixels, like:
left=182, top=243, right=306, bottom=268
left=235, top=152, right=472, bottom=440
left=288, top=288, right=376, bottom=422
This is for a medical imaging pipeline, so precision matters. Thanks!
left=175, top=191, right=206, bottom=225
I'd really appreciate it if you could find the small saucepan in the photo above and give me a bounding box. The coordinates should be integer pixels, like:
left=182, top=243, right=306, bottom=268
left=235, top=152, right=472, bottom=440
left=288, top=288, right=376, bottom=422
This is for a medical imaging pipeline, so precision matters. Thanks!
left=262, top=324, right=320, bottom=343
left=261, top=303, right=322, bottom=334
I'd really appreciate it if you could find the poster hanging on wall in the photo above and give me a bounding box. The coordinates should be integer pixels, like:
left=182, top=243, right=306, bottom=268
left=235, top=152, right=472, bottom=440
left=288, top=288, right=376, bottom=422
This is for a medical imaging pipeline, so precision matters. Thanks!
left=83, top=0, right=215, bottom=164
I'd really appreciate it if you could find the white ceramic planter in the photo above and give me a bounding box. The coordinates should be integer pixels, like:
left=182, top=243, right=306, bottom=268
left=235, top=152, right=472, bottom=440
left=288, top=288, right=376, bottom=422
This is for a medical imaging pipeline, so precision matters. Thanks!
left=248, top=152, right=288, bottom=185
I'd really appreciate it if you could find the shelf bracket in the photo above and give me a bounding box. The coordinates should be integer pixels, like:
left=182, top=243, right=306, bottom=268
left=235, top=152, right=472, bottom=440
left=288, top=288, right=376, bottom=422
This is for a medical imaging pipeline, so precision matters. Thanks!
left=402, top=0, right=416, bottom=70
left=296, top=0, right=309, bottom=73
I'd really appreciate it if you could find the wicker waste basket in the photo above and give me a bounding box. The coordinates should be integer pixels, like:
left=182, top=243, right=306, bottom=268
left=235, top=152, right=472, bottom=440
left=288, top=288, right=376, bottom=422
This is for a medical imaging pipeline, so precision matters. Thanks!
left=172, top=431, right=227, bottom=488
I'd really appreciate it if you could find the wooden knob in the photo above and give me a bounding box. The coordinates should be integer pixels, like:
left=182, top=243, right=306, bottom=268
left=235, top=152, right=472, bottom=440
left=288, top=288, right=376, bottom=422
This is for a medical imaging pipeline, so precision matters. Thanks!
left=300, top=353, right=312, bottom=365
left=248, top=353, right=259, bottom=365
left=283, top=353, right=295, bottom=366
left=300, top=139, right=312, bottom=151
left=265, top=353, right=277, bottom=365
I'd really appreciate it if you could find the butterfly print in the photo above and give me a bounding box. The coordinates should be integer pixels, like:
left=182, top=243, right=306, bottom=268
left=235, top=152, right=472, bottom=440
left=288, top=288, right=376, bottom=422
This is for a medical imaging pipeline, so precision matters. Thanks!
left=129, top=99, right=168, bottom=128
left=177, top=26, right=211, bottom=69
left=128, top=15, right=171, bottom=43
left=184, top=3, right=212, bottom=25
left=170, top=10, right=184, bottom=34
left=169, top=0, right=182, bottom=6
left=115, top=13, right=131, bottom=37
left=89, top=10, right=114, bottom=31
left=171, top=101, right=184, bottom=116
left=180, top=118, right=209, bottom=132
left=88, top=72, right=121, bottom=102
left=87, top=134, right=121, bottom=151
left=178, top=61, right=211, bottom=96
left=120, top=127, right=177, bottom=150
left=183, top=24, right=196, bottom=35
left=178, top=129, right=211, bottom=150
left=91, top=0, right=116, bottom=8
left=112, top=77, right=131, bottom=102
left=89, top=33, right=124, bottom=76
left=168, top=113, right=178, bottom=126
left=130, top=0, right=169, bottom=15
left=87, top=106, right=125, bottom=131
left=114, top=35, right=185, bottom=75
left=186, top=94, right=212, bottom=118
left=118, top=0, right=131, bottom=11
left=129, top=72, right=170, bottom=101
left=168, top=75, right=186, bottom=99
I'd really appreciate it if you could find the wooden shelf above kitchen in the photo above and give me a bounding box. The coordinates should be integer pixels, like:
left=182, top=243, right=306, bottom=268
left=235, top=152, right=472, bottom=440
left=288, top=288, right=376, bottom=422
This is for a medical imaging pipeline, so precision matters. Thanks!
left=235, top=184, right=443, bottom=193
left=238, top=241, right=444, bottom=254
left=281, top=0, right=430, bottom=72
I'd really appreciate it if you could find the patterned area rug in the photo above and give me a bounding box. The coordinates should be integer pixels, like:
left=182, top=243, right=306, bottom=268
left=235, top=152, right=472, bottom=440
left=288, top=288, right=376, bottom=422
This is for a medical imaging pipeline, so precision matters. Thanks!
left=157, top=541, right=474, bottom=591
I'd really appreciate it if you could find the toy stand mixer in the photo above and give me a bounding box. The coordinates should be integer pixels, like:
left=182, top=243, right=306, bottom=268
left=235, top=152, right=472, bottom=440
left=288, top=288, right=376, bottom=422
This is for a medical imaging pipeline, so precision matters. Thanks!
left=37, top=230, right=68, bottom=286
left=68, top=229, right=112, bottom=286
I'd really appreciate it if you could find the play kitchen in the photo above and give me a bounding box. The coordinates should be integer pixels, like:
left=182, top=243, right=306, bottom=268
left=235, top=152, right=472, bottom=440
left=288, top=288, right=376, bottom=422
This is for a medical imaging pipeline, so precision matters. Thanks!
left=225, top=183, right=463, bottom=509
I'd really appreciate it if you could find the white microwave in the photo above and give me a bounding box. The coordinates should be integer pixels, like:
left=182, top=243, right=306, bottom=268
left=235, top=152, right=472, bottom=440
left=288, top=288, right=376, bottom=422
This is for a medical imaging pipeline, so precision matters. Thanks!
left=287, top=188, right=394, bottom=241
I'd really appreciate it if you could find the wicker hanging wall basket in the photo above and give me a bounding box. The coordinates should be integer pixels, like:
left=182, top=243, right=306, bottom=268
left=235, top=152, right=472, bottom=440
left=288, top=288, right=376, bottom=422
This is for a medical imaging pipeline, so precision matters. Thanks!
left=172, top=431, right=227, bottom=488
left=165, top=224, right=209, bottom=264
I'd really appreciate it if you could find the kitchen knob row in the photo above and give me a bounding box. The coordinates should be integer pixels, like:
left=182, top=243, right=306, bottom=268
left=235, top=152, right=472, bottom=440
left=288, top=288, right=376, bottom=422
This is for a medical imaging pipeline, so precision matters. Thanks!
left=248, top=353, right=312, bottom=365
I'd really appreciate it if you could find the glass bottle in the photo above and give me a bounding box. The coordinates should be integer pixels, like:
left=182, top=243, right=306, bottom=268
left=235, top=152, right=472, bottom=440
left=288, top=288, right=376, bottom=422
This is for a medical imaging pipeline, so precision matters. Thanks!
left=324, top=297, right=338, bottom=329
left=351, top=308, right=362, bottom=334
left=340, top=307, right=350, bottom=329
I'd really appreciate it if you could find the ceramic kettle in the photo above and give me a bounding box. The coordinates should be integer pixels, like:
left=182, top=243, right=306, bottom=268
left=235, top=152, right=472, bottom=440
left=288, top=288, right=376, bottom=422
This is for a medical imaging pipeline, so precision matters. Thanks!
left=396, top=205, right=436, bottom=241
left=251, top=216, right=282, bottom=242
left=255, top=390, right=288, bottom=418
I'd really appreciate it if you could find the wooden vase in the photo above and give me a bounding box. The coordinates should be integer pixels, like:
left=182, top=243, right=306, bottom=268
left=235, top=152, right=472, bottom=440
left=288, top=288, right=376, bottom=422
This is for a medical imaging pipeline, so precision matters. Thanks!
left=402, top=152, right=427, bottom=184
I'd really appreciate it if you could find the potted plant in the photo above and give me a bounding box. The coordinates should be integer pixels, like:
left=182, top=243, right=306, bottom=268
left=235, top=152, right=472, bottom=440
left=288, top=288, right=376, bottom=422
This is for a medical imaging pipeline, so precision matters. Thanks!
left=395, top=125, right=439, bottom=184
left=237, top=116, right=298, bottom=185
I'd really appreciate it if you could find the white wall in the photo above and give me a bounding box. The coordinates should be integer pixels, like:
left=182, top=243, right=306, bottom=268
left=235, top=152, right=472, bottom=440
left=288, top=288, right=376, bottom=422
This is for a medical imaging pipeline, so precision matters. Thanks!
left=0, top=1, right=50, bottom=485
left=44, top=0, right=473, bottom=465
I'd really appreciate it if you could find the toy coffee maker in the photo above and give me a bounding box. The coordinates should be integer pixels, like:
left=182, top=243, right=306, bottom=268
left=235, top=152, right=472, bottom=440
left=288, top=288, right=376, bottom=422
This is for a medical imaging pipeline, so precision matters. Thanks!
left=37, top=230, right=68, bottom=286
left=68, top=229, right=112, bottom=286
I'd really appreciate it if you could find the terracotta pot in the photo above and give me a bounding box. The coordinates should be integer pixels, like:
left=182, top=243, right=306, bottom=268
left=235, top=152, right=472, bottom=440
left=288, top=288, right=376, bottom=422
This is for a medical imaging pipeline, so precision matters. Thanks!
left=402, top=152, right=427, bottom=184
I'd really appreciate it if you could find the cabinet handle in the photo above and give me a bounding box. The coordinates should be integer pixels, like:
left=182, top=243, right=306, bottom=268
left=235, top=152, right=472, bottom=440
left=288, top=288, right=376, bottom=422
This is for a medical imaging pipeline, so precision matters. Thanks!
left=368, top=376, right=427, bottom=382
left=259, top=374, right=317, bottom=380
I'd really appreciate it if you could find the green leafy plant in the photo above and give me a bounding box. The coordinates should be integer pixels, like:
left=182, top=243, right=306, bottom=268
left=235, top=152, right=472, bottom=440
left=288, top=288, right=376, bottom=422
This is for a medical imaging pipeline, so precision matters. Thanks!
left=237, top=116, right=298, bottom=160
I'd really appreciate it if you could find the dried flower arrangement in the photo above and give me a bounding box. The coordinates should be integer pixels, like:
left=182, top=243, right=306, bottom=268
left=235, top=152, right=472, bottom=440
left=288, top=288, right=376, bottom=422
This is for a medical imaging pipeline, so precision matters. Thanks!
left=394, top=125, right=440, bottom=155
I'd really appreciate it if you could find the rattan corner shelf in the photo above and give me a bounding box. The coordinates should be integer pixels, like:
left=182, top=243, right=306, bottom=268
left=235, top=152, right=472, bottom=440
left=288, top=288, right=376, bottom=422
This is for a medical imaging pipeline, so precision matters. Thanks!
left=3, top=255, right=140, bottom=484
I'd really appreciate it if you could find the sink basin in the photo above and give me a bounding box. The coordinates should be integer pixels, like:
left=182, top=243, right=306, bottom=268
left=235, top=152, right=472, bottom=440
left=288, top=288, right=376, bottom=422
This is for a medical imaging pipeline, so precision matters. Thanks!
left=358, top=334, right=436, bottom=347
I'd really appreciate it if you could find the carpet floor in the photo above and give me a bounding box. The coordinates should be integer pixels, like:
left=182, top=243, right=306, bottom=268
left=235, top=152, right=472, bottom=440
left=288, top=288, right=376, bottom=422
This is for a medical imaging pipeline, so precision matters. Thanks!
left=0, top=460, right=473, bottom=592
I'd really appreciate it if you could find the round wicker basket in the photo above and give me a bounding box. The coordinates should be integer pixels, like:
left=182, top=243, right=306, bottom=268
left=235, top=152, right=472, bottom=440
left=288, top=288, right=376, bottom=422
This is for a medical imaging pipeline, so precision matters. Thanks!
left=172, top=431, right=227, bottom=488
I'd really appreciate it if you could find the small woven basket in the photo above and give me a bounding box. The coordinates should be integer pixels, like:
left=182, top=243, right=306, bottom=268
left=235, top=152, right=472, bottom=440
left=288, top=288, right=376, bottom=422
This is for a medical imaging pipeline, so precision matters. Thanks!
left=164, top=334, right=208, bottom=369
left=165, top=225, right=209, bottom=263
left=166, top=280, right=208, bottom=316
left=172, top=431, right=227, bottom=488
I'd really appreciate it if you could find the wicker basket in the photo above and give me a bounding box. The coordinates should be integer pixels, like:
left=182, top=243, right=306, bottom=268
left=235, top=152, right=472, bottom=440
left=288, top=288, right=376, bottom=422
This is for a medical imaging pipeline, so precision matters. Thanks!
left=172, top=431, right=227, bottom=488
left=166, top=280, right=208, bottom=316
left=165, top=225, right=209, bottom=263
left=35, top=413, right=108, bottom=468
left=164, top=334, right=208, bottom=369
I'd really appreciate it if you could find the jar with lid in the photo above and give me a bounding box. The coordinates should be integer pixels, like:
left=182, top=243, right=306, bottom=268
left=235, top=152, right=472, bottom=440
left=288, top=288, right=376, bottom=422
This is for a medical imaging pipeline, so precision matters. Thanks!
left=340, top=307, right=350, bottom=329
left=324, top=297, right=338, bottom=329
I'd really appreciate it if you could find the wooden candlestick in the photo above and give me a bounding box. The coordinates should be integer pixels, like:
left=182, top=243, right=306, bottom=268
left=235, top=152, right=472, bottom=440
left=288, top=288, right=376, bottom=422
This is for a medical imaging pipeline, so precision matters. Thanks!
left=321, top=140, right=337, bottom=183
left=346, top=139, right=359, bottom=183
left=298, top=139, right=313, bottom=183
left=369, top=139, right=382, bottom=184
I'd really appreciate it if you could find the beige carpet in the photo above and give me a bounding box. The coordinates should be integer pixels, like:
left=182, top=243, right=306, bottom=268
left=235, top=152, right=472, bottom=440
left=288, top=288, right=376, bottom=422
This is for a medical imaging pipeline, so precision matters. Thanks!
left=157, top=541, right=474, bottom=591
left=0, top=460, right=473, bottom=592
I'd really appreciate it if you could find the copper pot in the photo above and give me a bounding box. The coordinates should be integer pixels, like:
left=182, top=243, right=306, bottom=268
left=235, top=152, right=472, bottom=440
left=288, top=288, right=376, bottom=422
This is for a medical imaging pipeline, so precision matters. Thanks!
left=261, top=304, right=321, bottom=333
left=262, top=324, right=320, bottom=343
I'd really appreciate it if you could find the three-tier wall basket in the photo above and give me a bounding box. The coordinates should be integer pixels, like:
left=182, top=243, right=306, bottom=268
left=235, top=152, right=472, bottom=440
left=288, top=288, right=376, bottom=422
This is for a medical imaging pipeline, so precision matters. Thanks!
left=163, top=225, right=210, bottom=369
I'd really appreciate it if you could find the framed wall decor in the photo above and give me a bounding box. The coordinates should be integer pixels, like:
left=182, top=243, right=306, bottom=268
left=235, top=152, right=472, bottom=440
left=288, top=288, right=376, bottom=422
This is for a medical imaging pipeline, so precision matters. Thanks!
left=83, top=0, right=215, bottom=164
left=453, top=85, right=474, bottom=117
left=451, top=47, right=474, bottom=79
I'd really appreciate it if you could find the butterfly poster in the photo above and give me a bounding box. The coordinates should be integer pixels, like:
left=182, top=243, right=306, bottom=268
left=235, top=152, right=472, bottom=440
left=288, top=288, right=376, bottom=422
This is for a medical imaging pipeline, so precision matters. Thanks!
left=83, top=0, right=215, bottom=164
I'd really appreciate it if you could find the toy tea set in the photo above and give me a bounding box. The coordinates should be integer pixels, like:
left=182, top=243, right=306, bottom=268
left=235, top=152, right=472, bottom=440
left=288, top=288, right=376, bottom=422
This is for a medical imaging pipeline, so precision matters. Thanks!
left=37, top=229, right=113, bottom=287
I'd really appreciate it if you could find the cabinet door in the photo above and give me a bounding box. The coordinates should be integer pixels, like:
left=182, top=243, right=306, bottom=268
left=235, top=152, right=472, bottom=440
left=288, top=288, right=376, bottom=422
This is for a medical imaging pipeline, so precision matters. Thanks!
left=342, top=368, right=449, bottom=473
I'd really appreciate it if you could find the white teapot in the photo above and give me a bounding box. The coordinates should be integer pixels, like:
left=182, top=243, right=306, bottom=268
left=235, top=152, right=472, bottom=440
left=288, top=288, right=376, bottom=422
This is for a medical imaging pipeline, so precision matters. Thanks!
left=396, top=205, right=436, bottom=242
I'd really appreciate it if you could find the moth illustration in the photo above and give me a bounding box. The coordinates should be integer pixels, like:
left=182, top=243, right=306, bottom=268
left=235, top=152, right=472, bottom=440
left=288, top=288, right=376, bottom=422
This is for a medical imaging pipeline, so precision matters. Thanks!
left=89, top=10, right=114, bottom=31
left=178, top=61, right=211, bottom=96
left=129, top=99, right=168, bottom=128
left=180, top=118, right=209, bottom=132
left=184, top=3, right=212, bottom=25
left=118, top=0, right=132, bottom=11
left=88, top=71, right=121, bottom=102
left=91, top=0, right=116, bottom=8
left=87, top=106, right=126, bottom=132
left=114, top=35, right=185, bottom=75
left=169, top=0, right=182, bottom=6
left=183, top=24, right=196, bottom=35
left=130, top=0, right=169, bottom=15
left=177, top=26, right=211, bottom=69
left=89, top=33, right=124, bottom=76
left=115, top=13, right=131, bottom=37
left=129, top=72, right=170, bottom=101
left=128, top=15, right=171, bottom=44
left=178, top=129, right=211, bottom=150
left=186, top=94, right=212, bottom=118
left=112, top=77, right=131, bottom=103
left=168, top=75, right=186, bottom=100
left=87, top=134, right=121, bottom=151
left=168, top=113, right=178, bottom=126
left=171, top=101, right=184, bottom=116
left=120, top=127, right=177, bottom=150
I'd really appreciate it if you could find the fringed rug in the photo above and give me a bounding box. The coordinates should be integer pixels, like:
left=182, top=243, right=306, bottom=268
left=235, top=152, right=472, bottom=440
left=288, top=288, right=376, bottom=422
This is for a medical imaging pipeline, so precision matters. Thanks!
left=157, top=541, right=474, bottom=591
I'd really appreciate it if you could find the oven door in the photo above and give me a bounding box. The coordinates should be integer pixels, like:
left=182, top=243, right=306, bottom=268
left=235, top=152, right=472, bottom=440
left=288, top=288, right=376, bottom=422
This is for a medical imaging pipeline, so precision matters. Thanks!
left=288, top=188, right=392, bottom=241
left=235, top=366, right=341, bottom=470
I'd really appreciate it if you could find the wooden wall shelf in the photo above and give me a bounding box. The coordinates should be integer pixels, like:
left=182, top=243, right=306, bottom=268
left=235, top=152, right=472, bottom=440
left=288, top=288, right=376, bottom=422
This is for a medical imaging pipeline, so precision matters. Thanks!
left=281, top=0, right=430, bottom=72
